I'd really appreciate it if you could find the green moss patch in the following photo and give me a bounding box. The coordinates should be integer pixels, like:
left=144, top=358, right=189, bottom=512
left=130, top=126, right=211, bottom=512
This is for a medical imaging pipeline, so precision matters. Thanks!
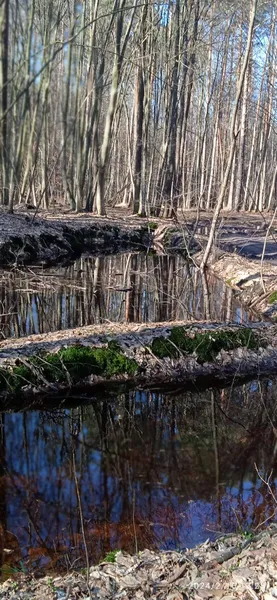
left=147, top=221, right=158, bottom=231
left=102, top=549, right=119, bottom=563
left=269, top=291, right=277, bottom=305
left=151, top=326, right=262, bottom=363
left=0, top=344, right=138, bottom=394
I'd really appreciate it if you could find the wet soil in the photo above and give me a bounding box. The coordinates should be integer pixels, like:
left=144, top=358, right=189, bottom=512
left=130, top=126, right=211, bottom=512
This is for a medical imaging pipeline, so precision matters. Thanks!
left=1, top=206, right=277, bottom=321
left=1, top=206, right=276, bottom=267
left=0, top=209, right=152, bottom=266
left=203, top=251, right=277, bottom=320
left=193, top=212, right=277, bottom=262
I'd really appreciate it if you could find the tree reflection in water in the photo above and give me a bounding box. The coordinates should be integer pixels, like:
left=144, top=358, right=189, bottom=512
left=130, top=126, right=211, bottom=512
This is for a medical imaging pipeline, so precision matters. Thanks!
left=0, top=378, right=276, bottom=573
left=0, top=252, right=253, bottom=338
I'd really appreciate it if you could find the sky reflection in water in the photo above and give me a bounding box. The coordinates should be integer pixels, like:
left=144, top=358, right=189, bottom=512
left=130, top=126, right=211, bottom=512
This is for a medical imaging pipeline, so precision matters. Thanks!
left=0, top=378, right=276, bottom=573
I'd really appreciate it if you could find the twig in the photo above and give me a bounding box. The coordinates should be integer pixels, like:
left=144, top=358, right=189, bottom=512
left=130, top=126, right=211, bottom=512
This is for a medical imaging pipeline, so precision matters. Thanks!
left=260, top=207, right=277, bottom=293
left=72, top=440, right=92, bottom=599
left=254, top=463, right=277, bottom=530
left=254, top=464, right=277, bottom=501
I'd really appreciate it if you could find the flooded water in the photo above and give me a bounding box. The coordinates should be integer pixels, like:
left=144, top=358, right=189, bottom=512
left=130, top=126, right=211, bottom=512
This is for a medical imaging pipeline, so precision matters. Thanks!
left=0, top=378, right=276, bottom=574
left=0, top=252, right=254, bottom=338
left=0, top=250, right=267, bottom=577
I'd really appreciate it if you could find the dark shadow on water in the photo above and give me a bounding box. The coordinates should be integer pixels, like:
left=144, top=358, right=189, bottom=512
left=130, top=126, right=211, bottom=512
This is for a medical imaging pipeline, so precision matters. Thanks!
left=0, top=252, right=256, bottom=338
left=0, top=377, right=276, bottom=575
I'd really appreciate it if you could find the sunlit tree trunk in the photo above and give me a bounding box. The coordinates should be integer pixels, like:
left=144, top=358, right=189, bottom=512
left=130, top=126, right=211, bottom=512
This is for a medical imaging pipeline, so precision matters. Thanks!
left=0, top=0, right=9, bottom=208
left=201, top=0, right=257, bottom=269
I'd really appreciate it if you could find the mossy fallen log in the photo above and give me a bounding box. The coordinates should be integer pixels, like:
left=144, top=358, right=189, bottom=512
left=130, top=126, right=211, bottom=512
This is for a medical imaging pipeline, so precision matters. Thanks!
left=0, top=321, right=276, bottom=399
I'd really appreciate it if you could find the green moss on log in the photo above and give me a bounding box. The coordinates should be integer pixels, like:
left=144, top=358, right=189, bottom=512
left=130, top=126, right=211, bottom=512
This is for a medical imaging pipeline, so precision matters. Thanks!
left=151, top=326, right=262, bottom=363
left=269, top=291, right=277, bottom=305
left=0, top=345, right=138, bottom=393
left=0, top=327, right=267, bottom=395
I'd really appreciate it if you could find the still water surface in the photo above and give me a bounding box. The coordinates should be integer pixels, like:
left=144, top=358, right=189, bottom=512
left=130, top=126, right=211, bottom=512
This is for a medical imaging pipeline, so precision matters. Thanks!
left=0, top=378, right=276, bottom=574
left=0, top=252, right=253, bottom=338
left=0, top=251, right=267, bottom=575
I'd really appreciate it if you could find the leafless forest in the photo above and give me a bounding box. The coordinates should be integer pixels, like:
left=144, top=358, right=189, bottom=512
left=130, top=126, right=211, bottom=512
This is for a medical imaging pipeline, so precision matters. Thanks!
left=0, top=0, right=275, bottom=216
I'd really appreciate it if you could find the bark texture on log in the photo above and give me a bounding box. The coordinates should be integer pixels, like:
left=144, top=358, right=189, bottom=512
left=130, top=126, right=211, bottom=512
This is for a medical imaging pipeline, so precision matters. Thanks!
left=202, top=251, right=277, bottom=319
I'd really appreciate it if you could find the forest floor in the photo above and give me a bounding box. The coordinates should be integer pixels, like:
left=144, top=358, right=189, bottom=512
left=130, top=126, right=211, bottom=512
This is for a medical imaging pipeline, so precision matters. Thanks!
left=29, top=204, right=277, bottom=261
left=0, top=204, right=276, bottom=257
left=190, top=211, right=277, bottom=320
left=0, top=206, right=160, bottom=266
left=0, top=204, right=276, bottom=260
left=1, top=526, right=277, bottom=599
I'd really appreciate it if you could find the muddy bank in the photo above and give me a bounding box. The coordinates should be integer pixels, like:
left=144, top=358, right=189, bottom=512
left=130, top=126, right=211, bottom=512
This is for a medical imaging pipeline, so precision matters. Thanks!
left=0, top=207, right=274, bottom=269
left=0, top=211, right=153, bottom=266
left=0, top=320, right=276, bottom=401
left=2, top=526, right=277, bottom=599
left=186, top=211, right=277, bottom=320
left=0, top=209, right=200, bottom=267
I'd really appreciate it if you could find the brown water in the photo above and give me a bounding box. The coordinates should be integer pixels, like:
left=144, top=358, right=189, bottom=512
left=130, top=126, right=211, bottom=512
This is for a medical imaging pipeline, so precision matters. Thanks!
left=0, top=378, right=276, bottom=575
left=0, top=252, right=254, bottom=338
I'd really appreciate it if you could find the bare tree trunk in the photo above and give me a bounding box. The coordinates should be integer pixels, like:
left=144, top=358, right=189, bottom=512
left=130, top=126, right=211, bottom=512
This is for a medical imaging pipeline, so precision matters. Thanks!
left=0, top=0, right=9, bottom=208
left=233, top=63, right=250, bottom=210
left=132, top=64, right=144, bottom=214
left=96, top=0, right=136, bottom=215
left=201, top=0, right=257, bottom=269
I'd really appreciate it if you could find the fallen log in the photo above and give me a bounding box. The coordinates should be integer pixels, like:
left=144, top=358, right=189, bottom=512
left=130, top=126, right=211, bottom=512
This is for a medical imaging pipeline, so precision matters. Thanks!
left=196, top=250, right=277, bottom=320
left=0, top=320, right=276, bottom=400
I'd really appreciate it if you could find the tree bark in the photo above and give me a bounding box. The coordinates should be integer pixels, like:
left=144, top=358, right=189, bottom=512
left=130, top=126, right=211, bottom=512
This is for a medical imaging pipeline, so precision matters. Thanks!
left=201, top=0, right=257, bottom=270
